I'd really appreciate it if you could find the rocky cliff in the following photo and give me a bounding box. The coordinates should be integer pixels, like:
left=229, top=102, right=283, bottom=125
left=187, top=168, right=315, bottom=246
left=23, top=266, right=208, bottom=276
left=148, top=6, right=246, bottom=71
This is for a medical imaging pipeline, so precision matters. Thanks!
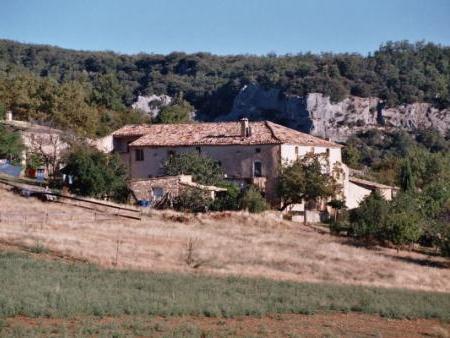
left=222, top=84, right=449, bottom=142
left=132, top=95, right=172, bottom=118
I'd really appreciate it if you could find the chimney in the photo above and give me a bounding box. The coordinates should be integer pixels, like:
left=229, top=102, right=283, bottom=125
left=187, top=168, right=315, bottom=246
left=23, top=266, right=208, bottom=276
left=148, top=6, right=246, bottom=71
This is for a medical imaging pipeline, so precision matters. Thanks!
left=5, top=111, right=13, bottom=121
left=240, top=118, right=250, bottom=137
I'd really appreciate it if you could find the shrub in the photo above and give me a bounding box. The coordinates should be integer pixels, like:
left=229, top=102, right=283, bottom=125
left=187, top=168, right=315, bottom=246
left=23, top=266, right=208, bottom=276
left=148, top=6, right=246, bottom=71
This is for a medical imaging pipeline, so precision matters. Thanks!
left=173, top=188, right=212, bottom=213
left=240, top=186, right=268, bottom=213
left=349, top=191, right=389, bottom=242
left=61, top=144, right=129, bottom=201
left=385, top=212, right=422, bottom=247
left=210, top=182, right=241, bottom=211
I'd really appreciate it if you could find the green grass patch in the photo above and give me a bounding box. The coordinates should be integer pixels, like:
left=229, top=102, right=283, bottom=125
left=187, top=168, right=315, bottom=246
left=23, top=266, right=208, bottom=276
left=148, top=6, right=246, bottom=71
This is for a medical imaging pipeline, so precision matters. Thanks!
left=0, top=251, right=449, bottom=320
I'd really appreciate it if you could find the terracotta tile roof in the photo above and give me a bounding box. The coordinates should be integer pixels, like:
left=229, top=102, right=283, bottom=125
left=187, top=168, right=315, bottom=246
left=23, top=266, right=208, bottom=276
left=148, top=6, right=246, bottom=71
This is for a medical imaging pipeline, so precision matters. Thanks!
left=112, top=124, right=154, bottom=137
left=129, top=175, right=226, bottom=201
left=265, top=121, right=341, bottom=148
left=349, top=176, right=399, bottom=190
left=114, top=121, right=341, bottom=148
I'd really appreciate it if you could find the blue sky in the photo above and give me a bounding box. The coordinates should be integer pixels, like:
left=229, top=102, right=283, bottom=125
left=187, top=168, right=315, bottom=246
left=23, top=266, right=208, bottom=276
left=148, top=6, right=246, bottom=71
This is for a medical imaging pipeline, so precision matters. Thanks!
left=1, top=0, right=449, bottom=55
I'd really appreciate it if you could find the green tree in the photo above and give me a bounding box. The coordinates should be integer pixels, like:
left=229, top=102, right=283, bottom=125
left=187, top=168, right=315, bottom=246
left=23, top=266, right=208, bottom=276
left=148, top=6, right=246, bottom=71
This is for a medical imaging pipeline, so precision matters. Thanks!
left=240, top=186, right=268, bottom=213
left=210, top=181, right=241, bottom=211
left=91, top=73, right=126, bottom=111
left=277, top=153, right=337, bottom=211
left=385, top=212, right=422, bottom=247
left=342, top=144, right=361, bottom=169
left=52, top=82, right=99, bottom=136
left=61, top=145, right=128, bottom=201
left=155, top=99, right=193, bottom=124
left=399, top=159, right=414, bottom=192
left=163, top=152, right=224, bottom=186
left=349, top=191, right=390, bottom=242
left=0, top=125, right=24, bottom=164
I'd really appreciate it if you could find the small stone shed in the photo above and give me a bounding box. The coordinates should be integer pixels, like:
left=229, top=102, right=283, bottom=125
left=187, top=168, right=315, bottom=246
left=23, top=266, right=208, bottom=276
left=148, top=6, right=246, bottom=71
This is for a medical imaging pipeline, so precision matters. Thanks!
left=129, top=175, right=226, bottom=205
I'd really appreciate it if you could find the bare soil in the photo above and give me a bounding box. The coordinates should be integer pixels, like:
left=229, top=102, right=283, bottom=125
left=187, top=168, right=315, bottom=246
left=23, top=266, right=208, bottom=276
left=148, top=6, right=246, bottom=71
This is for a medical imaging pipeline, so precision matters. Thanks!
left=4, top=313, right=450, bottom=337
left=1, top=188, right=449, bottom=292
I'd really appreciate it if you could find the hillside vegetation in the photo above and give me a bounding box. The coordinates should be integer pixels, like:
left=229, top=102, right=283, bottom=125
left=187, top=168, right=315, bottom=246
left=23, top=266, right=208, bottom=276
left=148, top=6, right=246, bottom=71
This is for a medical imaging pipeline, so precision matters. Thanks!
left=0, top=40, right=449, bottom=136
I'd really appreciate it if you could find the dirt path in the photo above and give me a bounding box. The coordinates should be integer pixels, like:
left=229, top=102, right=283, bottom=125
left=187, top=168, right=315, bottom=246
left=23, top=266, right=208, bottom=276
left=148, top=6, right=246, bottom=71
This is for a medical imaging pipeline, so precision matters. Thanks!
left=4, top=313, right=449, bottom=337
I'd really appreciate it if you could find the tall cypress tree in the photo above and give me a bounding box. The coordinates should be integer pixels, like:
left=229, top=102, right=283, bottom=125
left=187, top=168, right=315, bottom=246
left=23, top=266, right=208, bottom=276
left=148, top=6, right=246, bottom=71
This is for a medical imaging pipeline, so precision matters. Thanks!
left=400, top=159, right=414, bottom=192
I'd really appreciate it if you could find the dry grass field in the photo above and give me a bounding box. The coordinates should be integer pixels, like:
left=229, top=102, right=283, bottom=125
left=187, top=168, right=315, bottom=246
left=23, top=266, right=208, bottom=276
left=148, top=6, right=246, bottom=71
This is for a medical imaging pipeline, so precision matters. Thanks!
left=1, top=188, right=449, bottom=293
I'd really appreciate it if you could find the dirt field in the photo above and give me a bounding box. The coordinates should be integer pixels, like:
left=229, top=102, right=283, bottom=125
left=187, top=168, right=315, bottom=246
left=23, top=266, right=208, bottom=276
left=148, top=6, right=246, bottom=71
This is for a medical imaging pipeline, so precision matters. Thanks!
left=0, top=188, right=449, bottom=292
left=4, top=313, right=449, bottom=337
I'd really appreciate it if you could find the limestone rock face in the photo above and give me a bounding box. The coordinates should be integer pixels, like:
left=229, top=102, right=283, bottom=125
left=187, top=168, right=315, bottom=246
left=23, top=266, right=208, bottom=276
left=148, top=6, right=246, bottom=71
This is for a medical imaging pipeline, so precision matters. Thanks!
left=132, top=95, right=172, bottom=118
left=224, top=84, right=449, bottom=142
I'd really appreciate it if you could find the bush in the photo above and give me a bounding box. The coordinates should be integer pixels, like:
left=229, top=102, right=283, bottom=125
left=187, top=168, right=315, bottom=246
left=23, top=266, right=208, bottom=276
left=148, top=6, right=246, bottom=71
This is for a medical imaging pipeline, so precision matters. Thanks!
left=173, top=189, right=212, bottom=213
left=210, top=182, right=241, bottom=211
left=240, top=186, right=268, bottom=213
left=349, top=191, right=389, bottom=242
left=385, top=212, right=422, bottom=247
left=61, top=145, right=129, bottom=201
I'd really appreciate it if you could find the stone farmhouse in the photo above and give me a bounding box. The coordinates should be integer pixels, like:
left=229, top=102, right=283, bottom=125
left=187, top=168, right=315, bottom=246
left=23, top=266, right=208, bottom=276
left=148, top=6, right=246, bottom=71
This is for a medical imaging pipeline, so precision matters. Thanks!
left=111, top=118, right=398, bottom=209
left=1, top=112, right=68, bottom=177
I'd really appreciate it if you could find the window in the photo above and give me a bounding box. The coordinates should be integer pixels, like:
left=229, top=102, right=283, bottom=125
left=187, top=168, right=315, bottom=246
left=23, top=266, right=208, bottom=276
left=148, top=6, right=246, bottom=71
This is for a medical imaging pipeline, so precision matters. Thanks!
left=196, top=146, right=202, bottom=154
left=151, top=187, right=164, bottom=201
left=295, top=146, right=299, bottom=157
left=255, top=148, right=261, bottom=153
left=253, top=161, right=262, bottom=177
left=135, top=149, right=144, bottom=161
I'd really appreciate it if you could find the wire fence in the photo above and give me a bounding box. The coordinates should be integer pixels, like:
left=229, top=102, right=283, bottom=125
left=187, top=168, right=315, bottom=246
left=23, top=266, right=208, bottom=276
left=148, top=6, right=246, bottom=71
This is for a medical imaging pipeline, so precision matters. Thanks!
left=0, top=211, right=120, bottom=226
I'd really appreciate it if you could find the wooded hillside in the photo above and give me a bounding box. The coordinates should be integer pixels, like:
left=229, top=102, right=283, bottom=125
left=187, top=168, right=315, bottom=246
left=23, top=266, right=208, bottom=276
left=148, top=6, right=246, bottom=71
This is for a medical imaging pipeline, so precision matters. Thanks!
left=0, top=39, right=449, bottom=136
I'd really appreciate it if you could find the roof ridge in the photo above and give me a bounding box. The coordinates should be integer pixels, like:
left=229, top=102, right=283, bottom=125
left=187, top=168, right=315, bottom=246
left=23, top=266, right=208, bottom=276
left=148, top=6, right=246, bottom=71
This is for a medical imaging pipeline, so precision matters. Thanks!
left=264, top=121, right=281, bottom=142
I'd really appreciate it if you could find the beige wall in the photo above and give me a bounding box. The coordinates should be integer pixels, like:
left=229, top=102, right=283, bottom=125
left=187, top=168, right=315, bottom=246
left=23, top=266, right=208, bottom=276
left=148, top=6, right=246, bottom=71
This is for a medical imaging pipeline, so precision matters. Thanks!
left=345, top=180, right=372, bottom=209
left=280, top=144, right=342, bottom=172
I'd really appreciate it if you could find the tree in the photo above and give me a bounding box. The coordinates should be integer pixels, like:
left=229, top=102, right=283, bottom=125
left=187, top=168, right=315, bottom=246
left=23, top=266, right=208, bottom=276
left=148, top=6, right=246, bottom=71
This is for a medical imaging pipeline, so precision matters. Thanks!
left=61, top=145, right=128, bottom=201
left=29, top=133, right=68, bottom=177
left=210, top=181, right=241, bottom=211
left=327, top=199, right=346, bottom=222
left=0, top=125, right=24, bottom=164
left=342, top=144, right=361, bottom=169
left=155, top=98, right=193, bottom=124
left=277, top=153, right=338, bottom=212
left=349, top=191, right=389, bottom=242
left=52, top=81, right=99, bottom=136
left=240, top=186, right=268, bottom=213
left=90, top=73, right=126, bottom=111
left=164, top=152, right=224, bottom=186
left=399, top=159, right=414, bottom=192
left=385, top=212, right=422, bottom=248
